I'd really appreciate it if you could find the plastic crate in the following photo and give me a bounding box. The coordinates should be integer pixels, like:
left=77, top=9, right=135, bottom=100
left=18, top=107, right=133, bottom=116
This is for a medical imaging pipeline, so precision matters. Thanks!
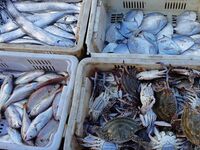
left=86, top=0, right=200, bottom=57
left=64, top=56, right=200, bottom=150
left=0, top=51, right=78, bottom=150
left=0, top=0, right=91, bottom=58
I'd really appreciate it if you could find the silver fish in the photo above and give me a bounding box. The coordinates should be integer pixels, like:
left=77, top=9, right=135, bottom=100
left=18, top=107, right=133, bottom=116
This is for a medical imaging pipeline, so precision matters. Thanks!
left=191, top=34, right=200, bottom=44
left=7, top=127, right=23, bottom=145
left=29, top=88, right=62, bottom=117
left=172, top=35, right=194, bottom=52
left=52, top=92, right=61, bottom=121
left=10, top=38, right=45, bottom=45
left=157, top=23, right=173, bottom=40
left=0, top=135, right=13, bottom=143
left=175, top=20, right=200, bottom=36
left=0, top=75, right=13, bottom=111
left=35, top=119, right=59, bottom=147
left=2, top=70, right=26, bottom=78
left=0, top=11, right=69, bottom=42
left=0, top=12, right=62, bottom=34
left=70, top=23, right=78, bottom=34
left=13, top=99, right=27, bottom=109
left=21, top=107, right=33, bottom=145
left=128, top=34, right=157, bottom=54
left=34, top=73, right=63, bottom=83
left=3, top=82, right=40, bottom=109
left=157, top=36, right=181, bottom=55
left=57, top=15, right=78, bottom=24
left=124, top=10, right=143, bottom=27
left=5, top=105, right=22, bottom=128
left=182, top=44, right=200, bottom=56
left=25, top=107, right=53, bottom=141
left=139, top=12, right=167, bottom=34
left=114, top=44, right=130, bottom=54
left=15, top=105, right=23, bottom=119
left=54, top=23, right=74, bottom=34
left=27, top=84, right=60, bottom=114
left=0, top=10, right=12, bottom=24
left=15, top=70, right=44, bottom=85
left=44, top=26, right=76, bottom=40
left=102, top=43, right=118, bottom=53
left=6, top=0, right=74, bottom=47
left=118, top=22, right=133, bottom=38
left=14, top=2, right=80, bottom=13
left=106, top=23, right=125, bottom=43
left=177, top=11, right=197, bottom=22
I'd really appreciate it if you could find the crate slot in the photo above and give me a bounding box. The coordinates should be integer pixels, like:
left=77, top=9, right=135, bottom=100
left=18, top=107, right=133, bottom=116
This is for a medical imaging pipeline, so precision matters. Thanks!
left=27, top=59, right=55, bottom=71
left=0, top=63, right=8, bottom=68
left=123, top=1, right=145, bottom=9
left=164, top=2, right=186, bottom=10
left=172, top=15, right=177, bottom=27
left=111, top=13, right=123, bottom=23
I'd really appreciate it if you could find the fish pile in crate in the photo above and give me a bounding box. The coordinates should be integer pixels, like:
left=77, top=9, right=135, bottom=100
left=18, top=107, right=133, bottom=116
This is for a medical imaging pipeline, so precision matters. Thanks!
left=0, top=69, right=68, bottom=146
left=0, top=0, right=81, bottom=47
left=103, top=10, right=200, bottom=55
left=78, top=64, right=200, bottom=149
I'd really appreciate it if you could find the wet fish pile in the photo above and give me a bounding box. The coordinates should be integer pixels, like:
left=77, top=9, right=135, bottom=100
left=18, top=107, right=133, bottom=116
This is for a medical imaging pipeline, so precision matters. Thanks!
left=0, top=69, right=68, bottom=147
left=79, top=65, right=200, bottom=149
left=103, top=10, right=200, bottom=56
left=0, top=0, right=81, bottom=47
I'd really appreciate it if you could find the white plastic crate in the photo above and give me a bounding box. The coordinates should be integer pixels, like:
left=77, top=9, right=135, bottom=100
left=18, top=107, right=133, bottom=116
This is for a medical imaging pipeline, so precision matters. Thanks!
left=86, top=0, right=200, bottom=57
left=64, top=56, right=200, bottom=150
left=0, top=51, right=78, bottom=150
left=0, top=0, right=91, bottom=58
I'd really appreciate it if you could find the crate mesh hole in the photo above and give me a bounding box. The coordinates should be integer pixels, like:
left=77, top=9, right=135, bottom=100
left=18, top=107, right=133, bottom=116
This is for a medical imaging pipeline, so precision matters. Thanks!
left=123, top=1, right=145, bottom=9
left=27, top=59, right=55, bottom=71
left=111, top=13, right=123, bottom=23
left=172, top=15, right=177, bottom=27
left=0, top=63, right=8, bottom=68
left=164, top=2, right=186, bottom=10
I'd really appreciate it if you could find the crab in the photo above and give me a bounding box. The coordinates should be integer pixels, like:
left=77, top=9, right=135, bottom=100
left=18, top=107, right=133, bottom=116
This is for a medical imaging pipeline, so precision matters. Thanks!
left=181, top=92, right=200, bottom=145
left=139, top=83, right=156, bottom=114
left=80, top=134, right=118, bottom=150
left=149, top=128, right=183, bottom=150
left=140, top=109, right=171, bottom=134
left=89, top=90, right=111, bottom=121
left=136, top=69, right=167, bottom=81
left=96, top=117, right=145, bottom=144
left=153, top=81, right=177, bottom=123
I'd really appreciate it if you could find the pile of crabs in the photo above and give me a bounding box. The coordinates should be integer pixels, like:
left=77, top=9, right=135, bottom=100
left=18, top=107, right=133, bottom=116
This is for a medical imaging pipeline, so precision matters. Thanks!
left=79, top=63, right=200, bottom=150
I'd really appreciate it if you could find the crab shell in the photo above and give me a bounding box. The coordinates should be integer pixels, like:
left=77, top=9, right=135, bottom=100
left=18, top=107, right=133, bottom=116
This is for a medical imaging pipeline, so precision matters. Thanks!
left=181, top=105, right=200, bottom=145
left=96, top=117, right=143, bottom=144
left=153, top=88, right=177, bottom=123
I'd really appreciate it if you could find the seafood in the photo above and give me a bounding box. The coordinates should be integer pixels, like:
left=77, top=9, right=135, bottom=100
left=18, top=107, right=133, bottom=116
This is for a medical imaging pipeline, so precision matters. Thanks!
left=0, top=1, right=80, bottom=47
left=181, top=92, right=200, bottom=145
left=157, top=23, right=173, bottom=40
left=150, top=128, right=183, bottom=150
left=96, top=117, right=143, bottom=144
left=52, top=92, right=62, bottom=121
left=136, top=70, right=166, bottom=80
left=7, top=127, right=23, bottom=145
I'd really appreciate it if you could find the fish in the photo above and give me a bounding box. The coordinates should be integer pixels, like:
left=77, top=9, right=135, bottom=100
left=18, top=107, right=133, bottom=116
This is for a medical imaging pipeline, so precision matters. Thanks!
left=114, top=44, right=130, bottom=54
left=6, top=0, right=75, bottom=47
left=7, top=127, right=23, bottom=145
left=157, top=36, right=181, bottom=55
left=124, top=10, right=143, bottom=27
left=177, top=11, right=197, bottom=23
left=128, top=34, right=157, bottom=54
left=15, top=70, right=45, bottom=85
left=54, top=23, right=74, bottom=34
left=118, top=22, right=133, bottom=38
left=0, top=10, right=12, bottom=24
left=13, top=100, right=27, bottom=109
left=190, top=34, right=200, bottom=44
left=157, top=23, right=173, bottom=40
left=3, top=82, right=42, bottom=109
left=2, top=70, right=26, bottom=78
left=102, top=43, right=118, bottom=53
left=34, top=73, right=63, bottom=83
left=15, top=105, right=23, bottom=119
left=27, top=84, right=60, bottom=114
left=29, top=88, right=62, bottom=117
left=14, top=2, right=80, bottom=13
left=21, top=107, right=34, bottom=146
left=9, top=38, right=45, bottom=45
left=182, top=43, right=200, bottom=56
left=44, top=26, right=76, bottom=40
left=52, top=92, right=62, bottom=121
left=175, top=20, right=200, bottom=36
left=172, top=35, right=194, bottom=53
left=105, top=23, right=125, bottom=43
left=70, top=23, right=78, bottom=34
left=139, top=12, right=168, bottom=34
left=25, top=107, right=53, bottom=141
left=35, top=119, right=59, bottom=147
left=0, top=135, right=13, bottom=143
left=57, top=15, right=78, bottom=24
left=5, top=105, right=22, bottom=128
left=0, top=11, right=70, bottom=43
left=0, top=75, right=13, bottom=111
